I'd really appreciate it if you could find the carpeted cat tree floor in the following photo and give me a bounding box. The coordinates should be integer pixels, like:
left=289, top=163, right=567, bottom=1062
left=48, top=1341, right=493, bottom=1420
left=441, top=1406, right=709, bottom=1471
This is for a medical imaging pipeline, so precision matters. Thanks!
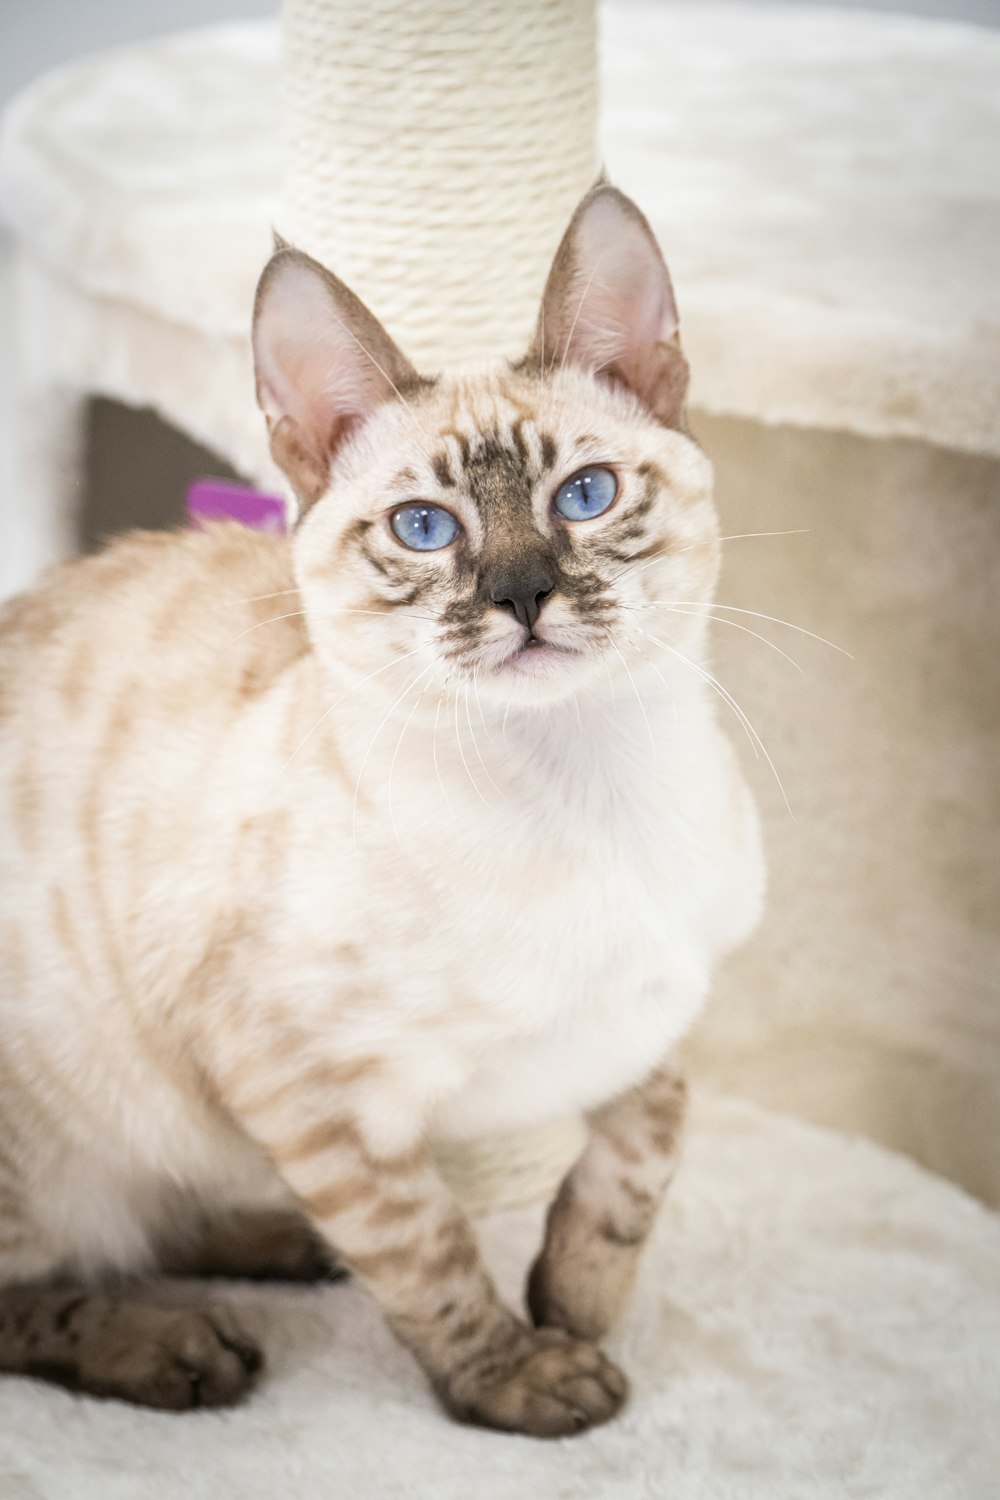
left=1, top=1094, right=998, bottom=1500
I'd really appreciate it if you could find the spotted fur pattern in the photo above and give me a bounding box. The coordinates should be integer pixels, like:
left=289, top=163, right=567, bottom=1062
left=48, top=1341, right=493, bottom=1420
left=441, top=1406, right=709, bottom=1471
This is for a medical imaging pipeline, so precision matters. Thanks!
left=0, top=187, right=764, bottom=1435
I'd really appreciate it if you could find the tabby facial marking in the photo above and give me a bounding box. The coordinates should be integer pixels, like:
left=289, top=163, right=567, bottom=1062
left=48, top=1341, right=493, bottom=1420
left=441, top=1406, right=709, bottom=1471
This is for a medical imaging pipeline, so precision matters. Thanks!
left=252, top=185, right=720, bottom=709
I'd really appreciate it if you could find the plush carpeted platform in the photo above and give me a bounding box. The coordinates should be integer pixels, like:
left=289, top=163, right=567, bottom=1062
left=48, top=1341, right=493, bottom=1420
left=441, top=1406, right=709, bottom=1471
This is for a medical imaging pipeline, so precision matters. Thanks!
left=1, top=1095, right=997, bottom=1500
left=686, top=417, right=1000, bottom=1208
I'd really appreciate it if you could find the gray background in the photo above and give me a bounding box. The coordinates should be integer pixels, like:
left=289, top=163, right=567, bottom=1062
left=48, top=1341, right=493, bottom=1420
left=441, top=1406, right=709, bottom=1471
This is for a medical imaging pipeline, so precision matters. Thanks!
left=1, top=0, right=999, bottom=109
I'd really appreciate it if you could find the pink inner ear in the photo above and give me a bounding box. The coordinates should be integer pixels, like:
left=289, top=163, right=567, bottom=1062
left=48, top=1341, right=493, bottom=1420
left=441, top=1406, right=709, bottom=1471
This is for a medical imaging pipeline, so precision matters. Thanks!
left=556, top=191, right=679, bottom=376
left=538, top=188, right=688, bottom=428
left=548, top=186, right=680, bottom=381
left=256, top=282, right=358, bottom=441
left=254, top=255, right=408, bottom=461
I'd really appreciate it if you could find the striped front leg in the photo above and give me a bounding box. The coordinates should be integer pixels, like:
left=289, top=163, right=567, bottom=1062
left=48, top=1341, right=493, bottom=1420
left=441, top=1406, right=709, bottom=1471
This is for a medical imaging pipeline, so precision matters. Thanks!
left=228, top=1064, right=628, bottom=1438
left=528, top=1063, right=687, bottom=1341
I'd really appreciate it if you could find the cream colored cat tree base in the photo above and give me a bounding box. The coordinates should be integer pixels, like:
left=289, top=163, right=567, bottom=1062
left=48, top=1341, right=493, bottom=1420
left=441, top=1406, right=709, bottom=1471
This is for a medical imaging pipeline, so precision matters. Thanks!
left=1, top=1093, right=997, bottom=1499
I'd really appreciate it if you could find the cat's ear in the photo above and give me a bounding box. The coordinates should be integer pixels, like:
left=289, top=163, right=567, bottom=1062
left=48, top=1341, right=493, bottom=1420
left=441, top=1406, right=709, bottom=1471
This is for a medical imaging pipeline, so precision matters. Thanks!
left=528, top=185, right=689, bottom=429
left=252, top=246, right=418, bottom=510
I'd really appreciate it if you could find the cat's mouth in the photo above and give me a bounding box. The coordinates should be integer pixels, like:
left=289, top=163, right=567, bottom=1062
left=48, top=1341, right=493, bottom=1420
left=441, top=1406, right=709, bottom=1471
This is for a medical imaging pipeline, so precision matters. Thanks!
left=499, top=636, right=577, bottom=675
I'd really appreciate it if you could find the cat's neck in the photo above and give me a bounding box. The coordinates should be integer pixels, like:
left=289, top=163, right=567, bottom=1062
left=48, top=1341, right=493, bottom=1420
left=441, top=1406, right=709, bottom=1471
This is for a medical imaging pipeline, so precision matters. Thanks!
left=294, top=644, right=711, bottom=825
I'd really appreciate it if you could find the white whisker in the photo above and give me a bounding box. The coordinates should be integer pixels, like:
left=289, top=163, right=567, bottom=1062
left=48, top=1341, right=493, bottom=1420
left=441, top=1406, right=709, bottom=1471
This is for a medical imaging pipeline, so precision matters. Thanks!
left=465, top=685, right=504, bottom=798
left=622, top=603, right=804, bottom=674
left=235, top=588, right=302, bottom=605
left=228, top=610, right=307, bottom=645
left=641, top=600, right=851, bottom=657
left=230, top=603, right=436, bottom=643
left=432, top=694, right=453, bottom=812
left=322, top=308, right=436, bottom=469
left=635, top=625, right=793, bottom=818
left=352, top=660, right=435, bottom=855
left=453, top=689, right=495, bottom=811
left=474, top=672, right=492, bottom=741
left=558, top=253, right=609, bottom=375
left=610, top=529, right=812, bottom=587
left=385, top=670, right=435, bottom=852
left=717, top=528, right=811, bottom=545
left=609, top=639, right=657, bottom=769
left=266, top=643, right=428, bottom=794
left=601, top=651, right=619, bottom=712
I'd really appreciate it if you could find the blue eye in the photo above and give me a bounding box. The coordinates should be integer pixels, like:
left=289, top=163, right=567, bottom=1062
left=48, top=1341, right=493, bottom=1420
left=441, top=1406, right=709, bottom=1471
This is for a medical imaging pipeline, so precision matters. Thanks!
left=390, top=503, right=459, bottom=551
left=553, top=466, right=618, bottom=521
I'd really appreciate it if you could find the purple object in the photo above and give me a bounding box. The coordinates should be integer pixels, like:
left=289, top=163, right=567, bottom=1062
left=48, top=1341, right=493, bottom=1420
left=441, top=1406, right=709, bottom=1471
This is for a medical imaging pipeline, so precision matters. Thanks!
left=186, top=477, right=288, bottom=535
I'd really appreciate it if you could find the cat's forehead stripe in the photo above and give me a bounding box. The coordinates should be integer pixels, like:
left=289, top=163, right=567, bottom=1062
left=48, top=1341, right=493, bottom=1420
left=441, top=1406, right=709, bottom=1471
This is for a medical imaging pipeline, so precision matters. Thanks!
left=431, top=453, right=455, bottom=489
left=428, top=418, right=559, bottom=519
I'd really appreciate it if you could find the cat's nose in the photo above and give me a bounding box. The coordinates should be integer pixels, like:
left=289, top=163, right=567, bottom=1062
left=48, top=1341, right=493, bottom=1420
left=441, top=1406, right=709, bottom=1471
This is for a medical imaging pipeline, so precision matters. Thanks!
left=490, top=571, right=554, bottom=633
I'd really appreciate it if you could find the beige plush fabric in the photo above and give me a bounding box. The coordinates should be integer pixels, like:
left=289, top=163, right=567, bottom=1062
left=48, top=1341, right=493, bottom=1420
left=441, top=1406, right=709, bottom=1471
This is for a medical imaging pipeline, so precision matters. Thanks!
left=1, top=1093, right=997, bottom=1500
left=605, top=3, right=1000, bottom=459
left=686, top=417, right=1000, bottom=1207
left=1, top=4, right=998, bottom=452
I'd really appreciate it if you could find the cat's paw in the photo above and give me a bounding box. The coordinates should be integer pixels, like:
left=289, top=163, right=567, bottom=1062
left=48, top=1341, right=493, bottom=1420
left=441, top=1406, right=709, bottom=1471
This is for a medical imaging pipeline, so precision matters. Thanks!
left=526, top=1237, right=639, bottom=1343
left=73, top=1302, right=263, bottom=1410
left=441, top=1326, right=628, bottom=1438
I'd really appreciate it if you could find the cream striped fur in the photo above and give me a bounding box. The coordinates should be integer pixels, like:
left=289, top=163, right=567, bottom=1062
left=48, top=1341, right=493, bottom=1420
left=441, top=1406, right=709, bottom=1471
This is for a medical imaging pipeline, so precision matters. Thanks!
left=0, top=187, right=763, bottom=1435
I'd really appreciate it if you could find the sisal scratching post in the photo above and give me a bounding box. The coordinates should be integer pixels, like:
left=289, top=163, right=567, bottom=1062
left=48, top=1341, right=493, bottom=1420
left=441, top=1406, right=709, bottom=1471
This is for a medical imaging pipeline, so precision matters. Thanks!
left=280, top=0, right=599, bottom=370
left=278, top=0, right=596, bottom=1209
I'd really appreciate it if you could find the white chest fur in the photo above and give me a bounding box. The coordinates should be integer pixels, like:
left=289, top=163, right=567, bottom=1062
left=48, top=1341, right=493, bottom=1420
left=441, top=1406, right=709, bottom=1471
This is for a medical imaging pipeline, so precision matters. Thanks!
left=281, top=672, right=764, bottom=1142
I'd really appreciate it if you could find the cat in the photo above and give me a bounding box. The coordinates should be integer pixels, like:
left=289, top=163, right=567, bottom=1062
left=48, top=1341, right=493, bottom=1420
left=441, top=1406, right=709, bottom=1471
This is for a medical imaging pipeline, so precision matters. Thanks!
left=0, top=184, right=763, bottom=1436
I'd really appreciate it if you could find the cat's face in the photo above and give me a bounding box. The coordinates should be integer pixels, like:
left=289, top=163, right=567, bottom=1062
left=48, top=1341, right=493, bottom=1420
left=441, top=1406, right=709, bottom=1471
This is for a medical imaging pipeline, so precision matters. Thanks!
left=254, top=187, right=720, bottom=709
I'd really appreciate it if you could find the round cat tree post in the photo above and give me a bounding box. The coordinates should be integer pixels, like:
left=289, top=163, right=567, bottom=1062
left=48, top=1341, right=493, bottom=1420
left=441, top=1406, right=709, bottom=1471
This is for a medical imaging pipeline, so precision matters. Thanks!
left=279, top=0, right=598, bottom=1208
left=279, top=0, right=599, bottom=370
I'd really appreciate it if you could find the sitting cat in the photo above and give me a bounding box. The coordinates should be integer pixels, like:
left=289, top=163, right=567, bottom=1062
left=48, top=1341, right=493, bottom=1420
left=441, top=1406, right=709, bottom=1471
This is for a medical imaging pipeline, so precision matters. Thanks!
left=0, top=184, right=763, bottom=1436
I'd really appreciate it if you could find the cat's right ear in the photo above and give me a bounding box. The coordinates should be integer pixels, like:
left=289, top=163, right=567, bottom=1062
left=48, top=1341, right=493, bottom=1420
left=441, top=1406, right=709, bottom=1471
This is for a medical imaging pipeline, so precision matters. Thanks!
left=252, top=247, right=418, bottom=511
left=526, top=184, right=689, bottom=430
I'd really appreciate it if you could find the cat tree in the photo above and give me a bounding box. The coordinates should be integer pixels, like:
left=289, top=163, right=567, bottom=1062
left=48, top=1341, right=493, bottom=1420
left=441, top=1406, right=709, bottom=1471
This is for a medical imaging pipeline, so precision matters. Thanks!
left=281, top=0, right=598, bottom=371
left=279, top=0, right=601, bottom=1208
left=0, top=2, right=999, bottom=1493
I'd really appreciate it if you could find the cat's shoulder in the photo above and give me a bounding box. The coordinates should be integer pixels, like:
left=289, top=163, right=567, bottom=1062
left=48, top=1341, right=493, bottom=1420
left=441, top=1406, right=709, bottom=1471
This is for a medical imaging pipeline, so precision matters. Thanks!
left=1, top=523, right=295, bottom=650
left=0, top=523, right=306, bottom=710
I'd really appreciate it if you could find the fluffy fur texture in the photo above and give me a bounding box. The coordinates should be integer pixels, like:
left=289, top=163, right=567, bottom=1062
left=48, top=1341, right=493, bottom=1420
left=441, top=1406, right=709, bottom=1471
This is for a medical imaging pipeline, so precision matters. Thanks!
left=0, top=187, right=763, bottom=1434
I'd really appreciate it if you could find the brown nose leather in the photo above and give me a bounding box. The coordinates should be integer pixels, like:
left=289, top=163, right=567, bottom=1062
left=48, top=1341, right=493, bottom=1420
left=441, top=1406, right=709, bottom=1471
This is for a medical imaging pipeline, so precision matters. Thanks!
left=490, top=572, right=554, bottom=632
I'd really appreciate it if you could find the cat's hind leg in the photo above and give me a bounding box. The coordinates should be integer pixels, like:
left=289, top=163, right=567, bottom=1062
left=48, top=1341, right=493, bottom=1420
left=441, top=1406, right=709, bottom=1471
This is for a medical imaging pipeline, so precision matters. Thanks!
left=158, top=1205, right=348, bottom=1283
left=0, top=1145, right=262, bottom=1409
left=0, top=1283, right=262, bottom=1409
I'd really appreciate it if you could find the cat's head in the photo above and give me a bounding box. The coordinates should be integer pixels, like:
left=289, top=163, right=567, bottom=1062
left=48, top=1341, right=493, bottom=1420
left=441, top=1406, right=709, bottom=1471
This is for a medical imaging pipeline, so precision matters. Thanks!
left=252, top=185, right=719, bottom=709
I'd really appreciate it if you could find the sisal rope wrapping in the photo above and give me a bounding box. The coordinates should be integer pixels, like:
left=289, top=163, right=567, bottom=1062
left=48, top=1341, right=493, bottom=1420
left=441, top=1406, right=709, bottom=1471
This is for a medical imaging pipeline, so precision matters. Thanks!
left=280, top=0, right=597, bottom=1208
left=431, top=1116, right=589, bottom=1218
left=280, top=0, right=599, bottom=370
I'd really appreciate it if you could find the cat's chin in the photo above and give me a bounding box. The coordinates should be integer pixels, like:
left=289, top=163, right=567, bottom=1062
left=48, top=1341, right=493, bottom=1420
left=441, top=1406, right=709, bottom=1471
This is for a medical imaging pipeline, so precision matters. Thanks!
left=475, top=642, right=596, bottom=708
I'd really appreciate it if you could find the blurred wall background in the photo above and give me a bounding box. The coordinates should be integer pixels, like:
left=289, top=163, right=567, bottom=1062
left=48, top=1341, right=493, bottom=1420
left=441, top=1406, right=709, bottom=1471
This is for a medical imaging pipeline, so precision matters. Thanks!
left=1, top=0, right=999, bottom=114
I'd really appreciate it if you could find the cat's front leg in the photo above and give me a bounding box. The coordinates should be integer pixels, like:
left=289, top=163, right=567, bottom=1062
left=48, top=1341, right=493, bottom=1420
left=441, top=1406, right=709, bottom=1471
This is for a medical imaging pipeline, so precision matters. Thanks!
left=228, top=1072, right=627, bottom=1437
left=528, top=1063, right=687, bottom=1342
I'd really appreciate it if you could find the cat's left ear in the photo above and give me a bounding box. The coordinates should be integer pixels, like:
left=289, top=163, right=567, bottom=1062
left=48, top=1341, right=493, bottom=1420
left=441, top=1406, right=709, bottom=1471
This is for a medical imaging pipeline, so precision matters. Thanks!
left=528, top=184, right=689, bottom=429
left=253, top=246, right=418, bottom=510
